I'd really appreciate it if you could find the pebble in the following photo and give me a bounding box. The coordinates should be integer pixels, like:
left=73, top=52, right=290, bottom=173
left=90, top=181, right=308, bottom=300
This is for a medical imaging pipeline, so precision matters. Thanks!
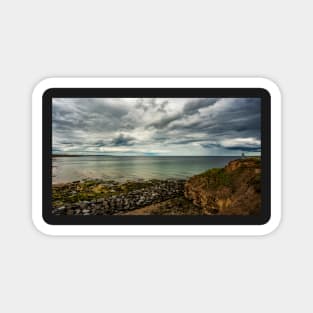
left=53, top=179, right=185, bottom=216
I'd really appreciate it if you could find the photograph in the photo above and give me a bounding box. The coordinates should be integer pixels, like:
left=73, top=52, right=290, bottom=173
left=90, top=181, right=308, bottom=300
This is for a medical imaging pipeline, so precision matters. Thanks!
left=52, top=97, right=262, bottom=216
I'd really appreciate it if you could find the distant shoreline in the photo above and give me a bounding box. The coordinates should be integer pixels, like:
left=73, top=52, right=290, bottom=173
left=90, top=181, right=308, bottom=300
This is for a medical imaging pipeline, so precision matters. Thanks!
left=52, top=154, right=260, bottom=158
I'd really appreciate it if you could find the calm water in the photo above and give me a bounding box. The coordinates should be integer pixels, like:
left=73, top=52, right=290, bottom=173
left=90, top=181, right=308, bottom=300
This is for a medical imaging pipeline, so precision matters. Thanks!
left=52, top=156, right=240, bottom=184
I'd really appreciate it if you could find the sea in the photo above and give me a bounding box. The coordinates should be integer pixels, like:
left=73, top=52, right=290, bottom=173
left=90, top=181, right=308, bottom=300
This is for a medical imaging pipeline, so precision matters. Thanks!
left=52, top=155, right=240, bottom=184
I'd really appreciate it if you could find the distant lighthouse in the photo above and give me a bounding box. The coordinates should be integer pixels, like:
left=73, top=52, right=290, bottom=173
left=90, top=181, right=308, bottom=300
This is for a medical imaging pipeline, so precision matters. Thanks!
left=241, top=152, right=245, bottom=159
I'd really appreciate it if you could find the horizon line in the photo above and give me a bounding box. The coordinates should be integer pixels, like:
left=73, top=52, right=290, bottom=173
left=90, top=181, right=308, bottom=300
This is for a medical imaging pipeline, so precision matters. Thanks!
left=52, top=154, right=261, bottom=157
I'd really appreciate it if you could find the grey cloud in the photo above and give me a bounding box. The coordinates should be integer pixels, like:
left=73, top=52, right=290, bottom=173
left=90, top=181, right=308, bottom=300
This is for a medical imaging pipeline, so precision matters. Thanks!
left=52, top=98, right=129, bottom=134
left=156, top=100, right=169, bottom=113
left=147, top=98, right=218, bottom=130
left=94, top=140, right=109, bottom=147
left=147, top=113, right=181, bottom=129
left=183, top=98, right=218, bottom=115
left=111, top=134, right=135, bottom=146
left=93, top=134, right=135, bottom=147
left=201, top=138, right=261, bottom=153
left=135, top=99, right=149, bottom=112
left=167, top=98, right=261, bottom=141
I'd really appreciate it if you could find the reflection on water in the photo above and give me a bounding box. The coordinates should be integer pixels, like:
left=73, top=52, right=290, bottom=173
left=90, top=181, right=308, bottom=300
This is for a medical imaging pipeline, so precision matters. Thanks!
left=52, top=156, right=240, bottom=184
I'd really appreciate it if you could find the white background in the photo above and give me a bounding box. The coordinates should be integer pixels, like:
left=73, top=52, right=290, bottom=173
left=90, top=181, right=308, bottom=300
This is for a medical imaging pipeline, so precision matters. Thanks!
left=0, top=0, right=311, bottom=312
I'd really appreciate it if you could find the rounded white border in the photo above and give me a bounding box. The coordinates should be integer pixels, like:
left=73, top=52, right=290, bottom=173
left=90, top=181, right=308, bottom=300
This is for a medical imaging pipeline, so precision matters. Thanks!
left=32, top=77, right=281, bottom=236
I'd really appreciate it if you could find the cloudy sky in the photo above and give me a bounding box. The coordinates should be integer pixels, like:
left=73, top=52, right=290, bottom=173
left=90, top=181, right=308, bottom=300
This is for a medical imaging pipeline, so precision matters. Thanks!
left=52, top=97, right=261, bottom=156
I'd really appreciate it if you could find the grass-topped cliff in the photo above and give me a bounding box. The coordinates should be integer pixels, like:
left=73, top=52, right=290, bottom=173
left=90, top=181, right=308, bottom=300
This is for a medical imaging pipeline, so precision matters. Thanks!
left=184, top=157, right=261, bottom=215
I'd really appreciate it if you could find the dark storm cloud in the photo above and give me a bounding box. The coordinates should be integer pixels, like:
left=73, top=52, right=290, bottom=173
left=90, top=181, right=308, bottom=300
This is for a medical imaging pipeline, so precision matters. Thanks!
left=147, top=98, right=218, bottom=129
left=111, top=134, right=135, bottom=146
left=182, top=98, right=218, bottom=115
left=52, top=98, right=129, bottom=134
left=166, top=98, right=261, bottom=140
left=94, top=140, right=108, bottom=147
left=201, top=141, right=261, bottom=153
left=93, top=134, right=136, bottom=147
left=147, top=113, right=181, bottom=129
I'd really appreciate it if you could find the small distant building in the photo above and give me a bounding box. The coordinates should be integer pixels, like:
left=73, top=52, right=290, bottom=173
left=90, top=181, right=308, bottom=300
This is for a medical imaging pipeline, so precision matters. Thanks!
left=241, top=152, right=246, bottom=159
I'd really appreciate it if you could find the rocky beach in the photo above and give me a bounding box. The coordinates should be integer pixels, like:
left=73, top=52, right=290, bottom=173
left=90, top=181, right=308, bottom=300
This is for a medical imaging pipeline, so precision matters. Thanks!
left=52, top=157, right=261, bottom=216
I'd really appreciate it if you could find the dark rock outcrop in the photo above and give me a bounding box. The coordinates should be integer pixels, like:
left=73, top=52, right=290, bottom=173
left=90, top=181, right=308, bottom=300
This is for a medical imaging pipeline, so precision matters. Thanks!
left=184, top=158, right=261, bottom=215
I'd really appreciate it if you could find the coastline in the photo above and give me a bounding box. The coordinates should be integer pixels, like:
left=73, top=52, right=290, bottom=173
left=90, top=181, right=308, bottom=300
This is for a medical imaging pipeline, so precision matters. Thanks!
left=52, top=157, right=261, bottom=216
